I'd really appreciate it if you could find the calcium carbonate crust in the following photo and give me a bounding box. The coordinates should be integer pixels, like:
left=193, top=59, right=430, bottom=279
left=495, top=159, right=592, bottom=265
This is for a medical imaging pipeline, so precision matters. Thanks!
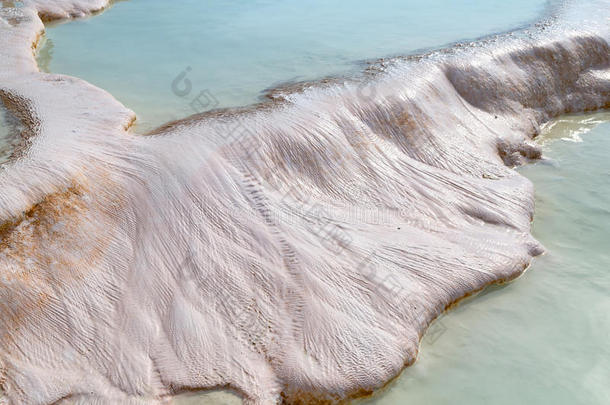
left=0, top=0, right=609, bottom=404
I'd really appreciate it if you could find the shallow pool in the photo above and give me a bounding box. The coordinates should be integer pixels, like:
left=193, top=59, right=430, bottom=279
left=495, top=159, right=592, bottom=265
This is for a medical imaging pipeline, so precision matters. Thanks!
left=37, top=0, right=548, bottom=131
left=0, top=102, right=22, bottom=165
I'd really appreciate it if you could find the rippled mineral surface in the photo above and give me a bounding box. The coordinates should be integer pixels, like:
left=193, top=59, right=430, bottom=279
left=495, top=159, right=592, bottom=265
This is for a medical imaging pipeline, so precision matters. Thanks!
left=0, top=0, right=609, bottom=404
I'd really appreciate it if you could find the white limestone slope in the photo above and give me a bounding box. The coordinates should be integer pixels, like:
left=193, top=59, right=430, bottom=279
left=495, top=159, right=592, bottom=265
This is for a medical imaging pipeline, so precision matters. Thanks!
left=0, top=1, right=608, bottom=404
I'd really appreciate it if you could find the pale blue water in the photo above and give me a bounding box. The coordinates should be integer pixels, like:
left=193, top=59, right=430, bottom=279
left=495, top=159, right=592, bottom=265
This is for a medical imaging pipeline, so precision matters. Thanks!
left=37, top=0, right=548, bottom=131
left=356, top=112, right=610, bottom=405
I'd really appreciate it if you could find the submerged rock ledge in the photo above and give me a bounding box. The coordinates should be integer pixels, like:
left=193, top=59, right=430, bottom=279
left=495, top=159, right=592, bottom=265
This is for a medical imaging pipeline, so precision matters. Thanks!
left=0, top=1, right=609, bottom=404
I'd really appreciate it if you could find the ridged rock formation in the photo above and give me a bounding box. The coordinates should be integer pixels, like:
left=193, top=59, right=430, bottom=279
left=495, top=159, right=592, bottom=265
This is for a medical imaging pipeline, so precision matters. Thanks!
left=0, top=0, right=608, bottom=403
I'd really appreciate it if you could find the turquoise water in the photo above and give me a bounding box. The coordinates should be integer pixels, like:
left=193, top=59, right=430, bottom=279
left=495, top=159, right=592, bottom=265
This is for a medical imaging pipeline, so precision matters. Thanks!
left=37, top=0, right=547, bottom=131
left=355, top=112, right=610, bottom=405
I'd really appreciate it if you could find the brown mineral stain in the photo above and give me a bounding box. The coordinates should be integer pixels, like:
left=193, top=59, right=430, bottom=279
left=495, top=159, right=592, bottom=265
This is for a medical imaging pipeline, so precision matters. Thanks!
left=0, top=175, right=124, bottom=348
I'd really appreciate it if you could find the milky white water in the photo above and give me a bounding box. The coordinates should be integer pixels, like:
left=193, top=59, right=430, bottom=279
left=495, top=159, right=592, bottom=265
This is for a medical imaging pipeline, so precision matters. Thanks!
left=36, top=0, right=548, bottom=131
